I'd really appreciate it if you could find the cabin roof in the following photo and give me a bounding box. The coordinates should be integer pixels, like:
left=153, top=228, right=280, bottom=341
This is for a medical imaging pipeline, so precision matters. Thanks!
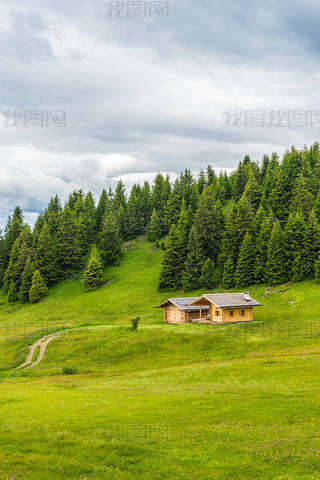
left=155, top=297, right=210, bottom=311
left=189, top=293, right=261, bottom=308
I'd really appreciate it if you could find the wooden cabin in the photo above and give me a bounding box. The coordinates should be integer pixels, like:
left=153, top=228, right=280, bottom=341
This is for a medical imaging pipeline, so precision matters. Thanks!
left=155, top=297, right=209, bottom=324
left=189, top=292, right=261, bottom=323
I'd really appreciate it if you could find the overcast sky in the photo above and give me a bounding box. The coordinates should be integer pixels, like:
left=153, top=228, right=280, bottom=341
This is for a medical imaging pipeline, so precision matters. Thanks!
left=0, top=0, right=320, bottom=227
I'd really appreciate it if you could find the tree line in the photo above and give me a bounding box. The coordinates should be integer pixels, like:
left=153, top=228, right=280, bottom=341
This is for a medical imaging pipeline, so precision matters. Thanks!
left=2, top=142, right=320, bottom=302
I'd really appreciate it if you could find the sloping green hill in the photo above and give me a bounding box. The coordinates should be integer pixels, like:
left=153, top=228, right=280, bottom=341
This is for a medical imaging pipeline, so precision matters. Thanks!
left=1, top=237, right=320, bottom=479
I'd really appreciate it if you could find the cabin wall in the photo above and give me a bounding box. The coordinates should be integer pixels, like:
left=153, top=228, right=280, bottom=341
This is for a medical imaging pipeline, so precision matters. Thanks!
left=210, top=304, right=223, bottom=322
left=185, top=310, right=207, bottom=322
left=164, top=305, right=186, bottom=324
left=222, top=307, right=253, bottom=323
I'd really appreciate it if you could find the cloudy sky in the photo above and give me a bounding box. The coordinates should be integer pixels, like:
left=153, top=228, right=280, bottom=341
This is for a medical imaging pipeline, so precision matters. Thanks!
left=0, top=0, right=320, bottom=227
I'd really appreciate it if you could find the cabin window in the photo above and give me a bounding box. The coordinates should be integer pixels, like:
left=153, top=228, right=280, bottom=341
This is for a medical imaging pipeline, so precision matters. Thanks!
left=215, top=310, right=220, bottom=316
left=229, top=310, right=234, bottom=317
left=241, top=310, right=245, bottom=316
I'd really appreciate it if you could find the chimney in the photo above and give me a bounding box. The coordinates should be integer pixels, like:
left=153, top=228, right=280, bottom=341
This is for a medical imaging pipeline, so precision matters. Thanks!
left=244, top=292, right=250, bottom=301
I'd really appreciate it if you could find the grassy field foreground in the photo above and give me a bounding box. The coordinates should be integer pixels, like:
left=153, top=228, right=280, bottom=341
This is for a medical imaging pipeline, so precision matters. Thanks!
left=1, top=238, right=320, bottom=479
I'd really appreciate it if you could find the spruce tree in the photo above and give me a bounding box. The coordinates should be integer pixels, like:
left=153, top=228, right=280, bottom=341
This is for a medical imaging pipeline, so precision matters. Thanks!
left=8, top=280, right=19, bottom=303
left=158, top=206, right=191, bottom=291
left=299, top=209, right=320, bottom=279
left=56, top=205, right=81, bottom=277
left=29, top=270, right=48, bottom=303
left=98, top=209, right=122, bottom=266
left=234, top=232, right=256, bottom=287
left=266, top=220, right=289, bottom=284
left=83, top=245, right=105, bottom=291
left=254, top=211, right=274, bottom=283
left=200, top=258, right=220, bottom=289
left=290, top=173, right=314, bottom=219
left=315, top=253, right=320, bottom=284
left=181, top=226, right=204, bottom=291
left=96, top=189, right=108, bottom=233
left=242, top=170, right=262, bottom=212
left=222, top=257, right=236, bottom=289
left=20, top=257, right=35, bottom=303
left=284, top=212, right=306, bottom=281
left=147, top=209, right=162, bottom=242
left=35, top=221, right=57, bottom=285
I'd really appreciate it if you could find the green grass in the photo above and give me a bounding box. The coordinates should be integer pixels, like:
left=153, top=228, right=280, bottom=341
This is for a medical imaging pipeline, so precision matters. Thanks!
left=31, top=345, right=40, bottom=364
left=1, top=236, right=320, bottom=479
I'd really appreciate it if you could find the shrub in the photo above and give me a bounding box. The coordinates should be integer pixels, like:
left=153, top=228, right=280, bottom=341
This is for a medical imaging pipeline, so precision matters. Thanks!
left=131, top=316, right=140, bottom=331
left=62, top=366, right=78, bottom=375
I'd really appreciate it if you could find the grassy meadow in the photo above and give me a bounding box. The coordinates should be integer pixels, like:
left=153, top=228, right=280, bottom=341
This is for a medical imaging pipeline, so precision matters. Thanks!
left=1, top=237, right=320, bottom=479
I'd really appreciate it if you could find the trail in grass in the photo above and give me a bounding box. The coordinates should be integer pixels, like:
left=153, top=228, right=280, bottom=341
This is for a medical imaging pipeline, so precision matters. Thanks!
left=16, top=333, right=61, bottom=370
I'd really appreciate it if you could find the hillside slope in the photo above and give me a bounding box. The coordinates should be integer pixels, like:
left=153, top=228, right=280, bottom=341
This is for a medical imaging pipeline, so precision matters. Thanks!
left=1, top=237, right=320, bottom=479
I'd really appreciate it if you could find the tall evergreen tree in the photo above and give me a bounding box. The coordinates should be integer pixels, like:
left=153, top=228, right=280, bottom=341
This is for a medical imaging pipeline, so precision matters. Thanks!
left=299, top=209, right=320, bottom=279
left=20, top=256, right=35, bottom=303
left=35, top=221, right=57, bottom=285
left=56, top=205, right=81, bottom=277
left=98, top=209, right=122, bottom=266
left=29, top=270, right=48, bottom=304
left=158, top=206, right=191, bottom=291
left=147, top=209, right=162, bottom=243
left=266, top=220, right=289, bottom=284
left=234, top=232, right=256, bottom=287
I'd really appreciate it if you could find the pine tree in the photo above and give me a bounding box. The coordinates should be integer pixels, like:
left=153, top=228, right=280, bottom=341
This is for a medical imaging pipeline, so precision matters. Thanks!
left=290, top=173, right=314, bottom=219
left=315, top=253, right=320, bottom=283
left=98, top=210, right=122, bottom=266
left=200, top=258, right=220, bottom=289
left=56, top=205, right=81, bottom=277
left=197, top=169, right=206, bottom=195
left=284, top=212, right=306, bottom=281
left=158, top=206, right=191, bottom=291
left=77, top=192, right=96, bottom=256
left=83, top=245, right=105, bottom=291
left=113, top=180, right=127, bottom=211
left=8, top=280, right=19, bottom=303
left=242, top=170, right=262, bottom=212
left=299, top=209, right=320, bottom=279
left=29, top=270, right=48, bottom=303
left=181, top=226, right=204, bottom=291
left=20, top=257, right=35, bottom=303
left=193, top=186, right=224, bottom=264
left=147, top=209, right=162, bottom=242
left=222, top=257, right=236, bottom=289
left=254, top=211, right=275, bottom=283
left=234, top=232, right=256, bottom=287
left=96, top=189, right=108, bottom=233
left=266, top=220, right=289, bottom=284
left=35, top=221, right=57, bottom=285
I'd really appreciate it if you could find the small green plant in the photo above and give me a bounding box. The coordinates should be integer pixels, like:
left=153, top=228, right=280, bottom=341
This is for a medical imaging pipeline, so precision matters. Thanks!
left=130, top=316, right=140, bottom=331
left=62, top=366, right=78, bottom=375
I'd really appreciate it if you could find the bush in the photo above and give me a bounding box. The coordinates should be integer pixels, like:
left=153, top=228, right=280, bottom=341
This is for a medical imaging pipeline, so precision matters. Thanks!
left=131, top=316, right=140, bottom=331
left=62, top=366, right=78, bottom=375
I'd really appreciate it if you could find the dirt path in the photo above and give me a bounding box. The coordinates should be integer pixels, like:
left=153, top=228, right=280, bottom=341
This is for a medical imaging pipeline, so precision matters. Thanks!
left=16, top=333, right=61, bottom=370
